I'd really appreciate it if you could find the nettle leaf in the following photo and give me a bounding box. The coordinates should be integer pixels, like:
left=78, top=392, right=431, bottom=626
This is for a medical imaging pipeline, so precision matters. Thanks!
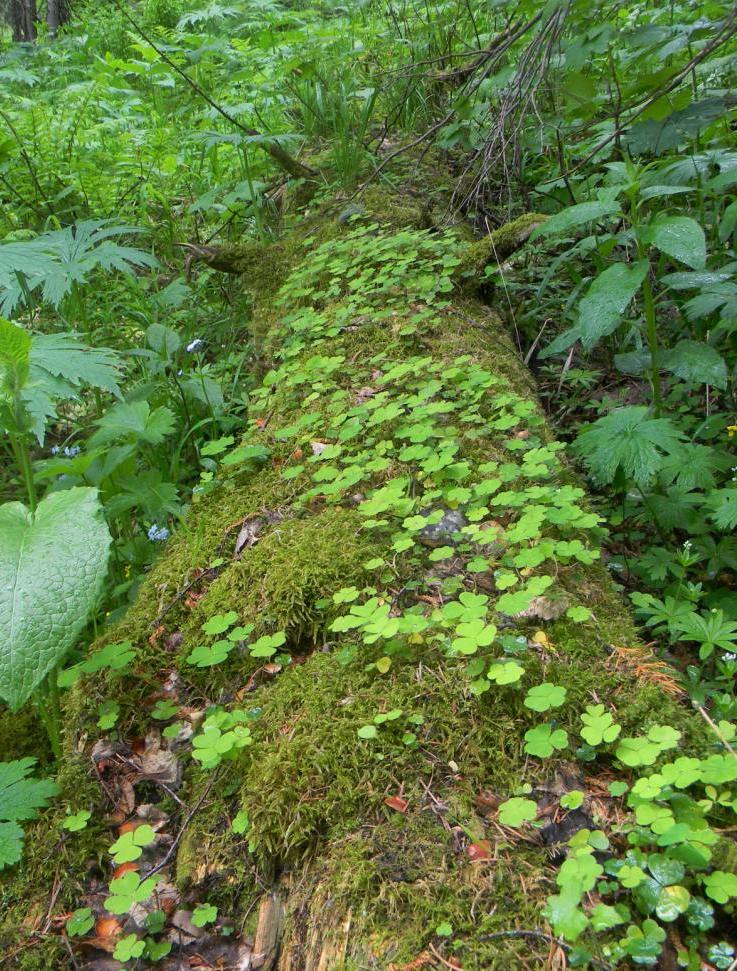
left=659, top=340, right=727, bottom=389
left=90, top=400, right=176, bottom=448
left=531, top=201, right=621, bottom=240
left=542, top=261, right=648, bottom=356
left=574, top=406, right=684, bottom=488
left=0, top=488, right=111, bottom=710
left=643, top=215, right=706, bottom=269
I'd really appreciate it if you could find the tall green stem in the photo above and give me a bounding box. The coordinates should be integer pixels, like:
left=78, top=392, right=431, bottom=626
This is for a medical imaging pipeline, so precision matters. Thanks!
left=10, top=432, right=37, bottom=513
left=34, top=671, right=62, bottom=760
left=639, top=252, right=662, bottom=416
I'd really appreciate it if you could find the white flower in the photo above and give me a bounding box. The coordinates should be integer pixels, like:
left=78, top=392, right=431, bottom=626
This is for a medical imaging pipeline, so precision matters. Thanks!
left=186, top=338, right=204, bottom=353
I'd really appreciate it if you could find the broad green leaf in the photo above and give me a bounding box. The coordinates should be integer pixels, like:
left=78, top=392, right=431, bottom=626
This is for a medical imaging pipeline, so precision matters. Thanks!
left=90, top=400, right=176, bottom=448
left=0, top=488, right=111, bottom=710
left=0, top=318, right=31, bottom=394
left=542, top=261, right=648, bottom=356
left=660, top=340, right=727, bottom=389
left=531, top=201, right=621, bottom=240
left=574, top=406, right=684, bottom=488
left=643, top=215, right=706, bottom=269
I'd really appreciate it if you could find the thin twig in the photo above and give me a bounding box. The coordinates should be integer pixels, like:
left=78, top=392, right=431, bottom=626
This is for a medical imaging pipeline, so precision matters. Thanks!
left=694, top=703, right=737, bottom=761
left=106, top=0, right=317, bottom=180
left=147, top=770, right=221, bottom=877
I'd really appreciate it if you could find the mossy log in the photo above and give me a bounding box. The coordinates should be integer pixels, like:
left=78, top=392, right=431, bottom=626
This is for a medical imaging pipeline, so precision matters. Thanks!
left=0, top=193, right=701, bottom=970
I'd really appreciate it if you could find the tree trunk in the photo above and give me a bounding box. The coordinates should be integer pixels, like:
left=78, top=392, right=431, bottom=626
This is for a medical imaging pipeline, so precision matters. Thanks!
left=10, top=0, right=37, bottom=41
left=0, top=189, right=697, bottom=969
left=46, top=0, right=68, bottom=37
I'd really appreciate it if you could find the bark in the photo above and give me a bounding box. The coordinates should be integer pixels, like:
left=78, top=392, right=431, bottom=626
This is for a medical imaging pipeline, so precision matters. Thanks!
left=9, top=0, right=37, bottom=41
left=46, top=0, right=68, bottom=37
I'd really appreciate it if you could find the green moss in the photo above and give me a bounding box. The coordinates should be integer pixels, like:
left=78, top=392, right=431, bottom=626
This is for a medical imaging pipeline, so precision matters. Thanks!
left=200, top=507, right=379, bottom=643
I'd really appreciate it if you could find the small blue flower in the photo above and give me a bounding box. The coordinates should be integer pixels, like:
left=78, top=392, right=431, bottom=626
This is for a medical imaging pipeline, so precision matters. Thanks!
left=64, top=445, right=81, bottom=457
left=51, top=445, right=60, bottom=455
left=148, top=524, right=170, bottom=543
left=186, top=338, right=204, bottom=353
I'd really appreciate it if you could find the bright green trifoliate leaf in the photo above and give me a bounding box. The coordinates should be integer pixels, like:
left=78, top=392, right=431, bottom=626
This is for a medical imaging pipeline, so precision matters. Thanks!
left=498, top=796, right=538, bottom=826
left=487, top=660, right=525, bottom=684
left=0, top=488, right=111, bottom=711
left=192, top=903, right=218, bottom=927
left=580, top=705, right=621, bottom=746
left=250, top=631, right=286, bottom=658
left=524, top=724, right=568, bottom=758
left=104, top=871, right=160, bottom=914
left=703, top=870, right=737, bottom=904
left=62, top=809, right=91, bottom=832
left=109, top=824, right=156, bottom=864
left=561, top=791, right=584, bottom=810
left=186, top=641, right=234, bottom=668
left=544, top=887, right=588, bottom=941
left=202, top=611, right=238, bottom=636
left=450, top=619, right=497, bottom=655
left=524, top=683, right=567, bottom=712
left=113, top=934, right=145, bottom=961
left=97, top=700, right=120, bottom=730
left=66, top=908, right=94, bottom=937
left=616, top=725, right=681, bottom=767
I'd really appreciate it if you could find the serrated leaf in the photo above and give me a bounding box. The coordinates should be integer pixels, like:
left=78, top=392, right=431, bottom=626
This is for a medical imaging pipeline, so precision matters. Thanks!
left=542, top=261, right=648, bottom=356
left=0, top=820, right=24, bottom=869
left=0, top=489, right=111, bottom=710
left=90, top=400, right=176, bottom=448
left=574, top=406, right=684, bottom=488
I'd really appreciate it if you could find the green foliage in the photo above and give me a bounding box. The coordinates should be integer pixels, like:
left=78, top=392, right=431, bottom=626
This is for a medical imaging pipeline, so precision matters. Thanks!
left=0, top=759, right=58, bottom=870
left=0, top=488, right=111, bottom=711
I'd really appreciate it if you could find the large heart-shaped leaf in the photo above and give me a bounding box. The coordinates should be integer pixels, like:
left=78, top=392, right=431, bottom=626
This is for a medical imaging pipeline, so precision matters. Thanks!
left=0, top=488, right=111, bottom=710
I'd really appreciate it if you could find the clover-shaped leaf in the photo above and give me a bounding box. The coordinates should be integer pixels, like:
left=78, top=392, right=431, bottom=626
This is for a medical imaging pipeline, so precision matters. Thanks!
left=192, top=903, right=218, bottom=927
left=250, top=631, right=286, bottom=658
left=544, top=887, right=588, bottom=942
left=524, top=724, right=568, bottom=758
left=109, top=823, right=156, bottom=864
left=202, top=611, right=239, bottom=636
left=113, top=934, right=145, bottom=962
left=451, top=619, right=497, bottom=655
left=498, top=796, right=537, bottom=826
left=524, top=682, right=567, bottom=712
left=487, top=660, right=525, bottom=684
left=580, top=704, right=621, bottom=746
left=66, top=907, right=94, bottom=937
left=703, top=870, right=737, bottom=904
left=150, top=699, right=179, bottom=721
left=104, top=871, right=159, bottom=914
left=62, top=809, right=91, bottom=832
left=561, top=791, right=584, bottom=810
left=655, top=884, right=690, bottom=922
left=186, top=641, right=233, bottom=668
left=97, top=700, right=120, bottom=730
left=357, top=724, right=378, bottom=740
